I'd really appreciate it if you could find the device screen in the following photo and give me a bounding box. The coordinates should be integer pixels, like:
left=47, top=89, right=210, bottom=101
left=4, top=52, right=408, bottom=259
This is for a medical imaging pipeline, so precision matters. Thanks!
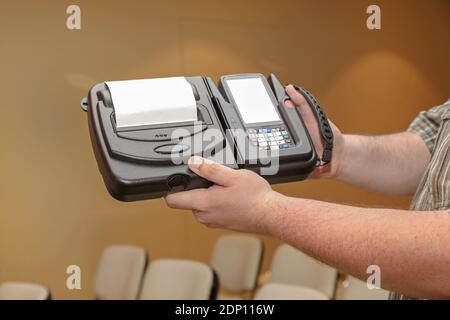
left=226, top=77, right=281, bottom=125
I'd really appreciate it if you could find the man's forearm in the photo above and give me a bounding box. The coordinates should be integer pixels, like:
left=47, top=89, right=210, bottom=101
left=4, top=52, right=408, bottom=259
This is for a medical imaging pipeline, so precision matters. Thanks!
left=335, top=132, right=430, bottom=195
left=266, top=193, right=450, bottom=299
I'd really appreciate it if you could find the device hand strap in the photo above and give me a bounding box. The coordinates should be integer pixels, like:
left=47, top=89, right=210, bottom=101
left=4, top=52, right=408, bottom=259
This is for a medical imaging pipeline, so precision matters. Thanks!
left=288, top=85, right=333, bottom=165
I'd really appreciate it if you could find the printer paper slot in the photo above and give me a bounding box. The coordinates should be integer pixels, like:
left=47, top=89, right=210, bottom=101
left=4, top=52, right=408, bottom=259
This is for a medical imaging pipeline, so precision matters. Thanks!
left=106, top=77, right=198, bottom=131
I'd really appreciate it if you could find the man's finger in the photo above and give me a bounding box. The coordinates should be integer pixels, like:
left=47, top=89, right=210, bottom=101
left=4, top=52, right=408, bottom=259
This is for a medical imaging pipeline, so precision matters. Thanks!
left=285, top=85, right=309, bottom=108
left=188, top=156, right=239, bottom=187
left=285, top=85, right=317, bottom=123
left=284, top=99, right=294, bottom=108
left=165, top=188, right=208, bottom=211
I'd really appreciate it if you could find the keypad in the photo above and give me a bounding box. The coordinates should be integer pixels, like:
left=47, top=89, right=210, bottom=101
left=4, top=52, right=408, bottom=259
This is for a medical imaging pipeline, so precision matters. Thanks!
left=247, top=127, right=293, bottom=150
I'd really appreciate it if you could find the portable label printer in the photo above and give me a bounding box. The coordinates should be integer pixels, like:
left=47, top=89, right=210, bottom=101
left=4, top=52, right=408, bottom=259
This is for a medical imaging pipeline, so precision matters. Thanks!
left=80, top=73, right=333, bottom=201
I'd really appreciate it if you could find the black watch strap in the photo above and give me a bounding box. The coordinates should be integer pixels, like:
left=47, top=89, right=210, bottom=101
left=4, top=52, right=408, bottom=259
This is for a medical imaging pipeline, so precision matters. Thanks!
left=288, top=85, right=334, bottom=165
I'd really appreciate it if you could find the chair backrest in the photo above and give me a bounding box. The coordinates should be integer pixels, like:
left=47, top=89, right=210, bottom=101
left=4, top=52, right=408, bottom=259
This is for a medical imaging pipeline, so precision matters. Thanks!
left=340, top=275, right=390, bottom=300
left=254, top=282, right=328, bottom=300
left=0, top=282, right=50, bottom=300
left=210, top=235, right=263, bottom=292
left=270, top=244, right=337, bottom=298
left=140, top=259, right=217, bottom=300
left=94, top=245, right=147, bottom=300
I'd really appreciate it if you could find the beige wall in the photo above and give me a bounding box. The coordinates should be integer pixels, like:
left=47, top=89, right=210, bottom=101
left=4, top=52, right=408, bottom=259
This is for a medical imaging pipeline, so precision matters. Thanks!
left=0, top=0, right=448, bottom=299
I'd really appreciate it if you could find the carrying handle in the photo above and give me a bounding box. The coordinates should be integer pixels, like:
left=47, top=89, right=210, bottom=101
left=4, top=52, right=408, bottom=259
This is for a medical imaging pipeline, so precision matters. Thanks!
left=284, top=85, right=333, bottom=165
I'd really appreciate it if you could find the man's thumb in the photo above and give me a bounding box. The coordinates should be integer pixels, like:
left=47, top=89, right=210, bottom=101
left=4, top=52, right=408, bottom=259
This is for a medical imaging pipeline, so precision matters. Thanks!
left=188, top=156, right=237, bottom=187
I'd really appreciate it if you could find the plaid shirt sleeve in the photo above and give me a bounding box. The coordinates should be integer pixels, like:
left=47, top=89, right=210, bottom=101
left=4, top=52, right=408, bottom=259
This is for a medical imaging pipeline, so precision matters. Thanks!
left=407, top=101, right=450, bottom=153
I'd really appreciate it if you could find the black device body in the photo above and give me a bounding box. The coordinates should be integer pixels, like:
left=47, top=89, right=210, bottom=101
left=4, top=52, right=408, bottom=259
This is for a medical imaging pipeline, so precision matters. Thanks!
left=81, top=74, right=324, bottom=201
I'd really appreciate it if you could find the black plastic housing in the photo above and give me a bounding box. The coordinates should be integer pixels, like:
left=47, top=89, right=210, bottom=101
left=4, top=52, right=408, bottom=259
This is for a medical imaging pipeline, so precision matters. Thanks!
left=82, top=74, right=318, bottom=201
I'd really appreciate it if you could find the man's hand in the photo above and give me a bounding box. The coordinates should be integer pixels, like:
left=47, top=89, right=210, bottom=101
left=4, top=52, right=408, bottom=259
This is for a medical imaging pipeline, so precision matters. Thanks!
left=285, top=85, right=429, bottom=194
left=165, top=156, right=281, bottom=234
left=284, top=85, right=344, bottom=179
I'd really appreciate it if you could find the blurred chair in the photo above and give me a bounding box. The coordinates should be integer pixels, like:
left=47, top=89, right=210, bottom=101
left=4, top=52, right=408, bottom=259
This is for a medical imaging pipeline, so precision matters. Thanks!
left=0, top=282, right=50, bottom=300
left=210, top=235, right=263, bottom=299
left=140, top=259, right=218, bottom=300
left=254, top=283, right=328, bottom=300
left=269, top=244, right=337, bottom=299
left=94, top=245, right=147, bottom=300
left=339, top=275, right=390, bottom=300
